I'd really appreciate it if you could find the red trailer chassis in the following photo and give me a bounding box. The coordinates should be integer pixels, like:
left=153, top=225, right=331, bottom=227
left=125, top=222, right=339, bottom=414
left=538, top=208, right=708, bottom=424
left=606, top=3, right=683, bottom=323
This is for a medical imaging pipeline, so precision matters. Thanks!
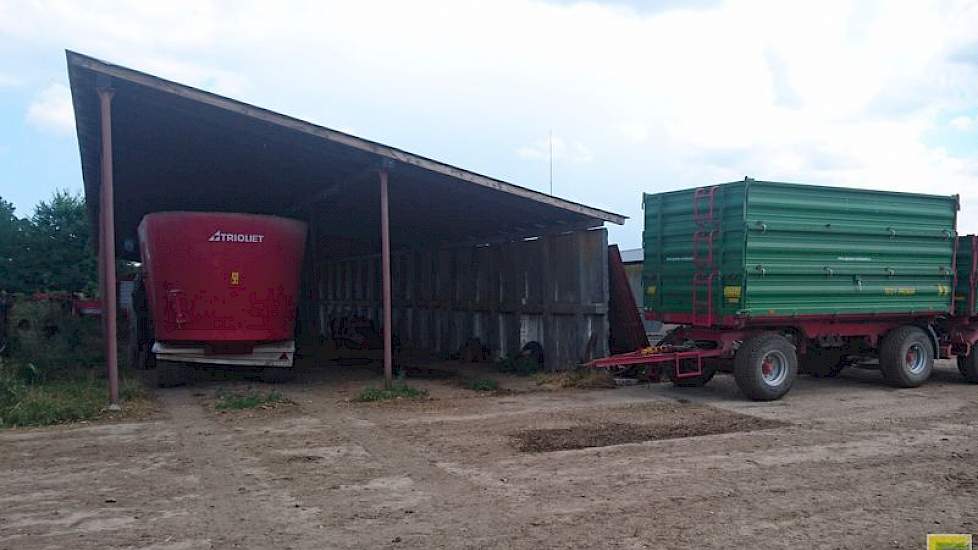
left=588, top=311, right=978, bottom=385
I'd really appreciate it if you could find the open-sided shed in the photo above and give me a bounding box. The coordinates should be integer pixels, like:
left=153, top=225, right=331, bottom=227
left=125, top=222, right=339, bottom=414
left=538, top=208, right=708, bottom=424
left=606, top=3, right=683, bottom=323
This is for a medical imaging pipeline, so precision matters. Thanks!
left=66, top=51, right=625, bottom=404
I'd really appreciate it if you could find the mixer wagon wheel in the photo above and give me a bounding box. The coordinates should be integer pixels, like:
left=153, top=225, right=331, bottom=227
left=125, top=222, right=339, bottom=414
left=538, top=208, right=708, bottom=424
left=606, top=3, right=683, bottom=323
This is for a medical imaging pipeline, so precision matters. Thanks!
left=734, top=333, right=798, bottom=401
left=155, top=361, right=191, bottom=388
left=956, top=350, right=978, bottom=384
left=260, top=367, right=295, bottom=384
left=879, top=326, right=933, bottom=388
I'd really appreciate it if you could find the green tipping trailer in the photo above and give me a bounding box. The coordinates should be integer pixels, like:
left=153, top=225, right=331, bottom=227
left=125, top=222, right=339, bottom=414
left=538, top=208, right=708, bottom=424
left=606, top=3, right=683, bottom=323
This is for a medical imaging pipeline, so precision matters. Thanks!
left=586, top=179, right=971, bottom=401
left=643, top=179, right=958, bottom=324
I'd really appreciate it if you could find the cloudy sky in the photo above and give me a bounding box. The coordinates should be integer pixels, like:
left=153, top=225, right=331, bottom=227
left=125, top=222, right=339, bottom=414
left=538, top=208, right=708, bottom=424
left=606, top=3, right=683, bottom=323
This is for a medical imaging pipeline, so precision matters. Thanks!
left=1, top=0, right=977, bottom=248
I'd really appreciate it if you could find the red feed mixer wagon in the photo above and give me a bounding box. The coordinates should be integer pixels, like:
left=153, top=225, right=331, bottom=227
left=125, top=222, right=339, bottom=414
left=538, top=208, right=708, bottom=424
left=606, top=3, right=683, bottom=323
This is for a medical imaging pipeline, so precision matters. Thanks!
left=134, top=212, right=307, bottom=385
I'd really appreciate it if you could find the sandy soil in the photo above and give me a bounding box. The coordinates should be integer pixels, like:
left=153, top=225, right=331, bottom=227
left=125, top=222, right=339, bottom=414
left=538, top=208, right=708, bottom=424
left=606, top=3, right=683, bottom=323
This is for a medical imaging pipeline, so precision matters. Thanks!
left=2, top=360, right=978, bottom=549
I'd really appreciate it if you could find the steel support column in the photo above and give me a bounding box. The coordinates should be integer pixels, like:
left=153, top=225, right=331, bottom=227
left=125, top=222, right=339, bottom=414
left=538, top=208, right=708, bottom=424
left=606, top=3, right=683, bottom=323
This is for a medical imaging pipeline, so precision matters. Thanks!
left=379, top=169, right=393, bottom=388
left=97, top=86, right=119, bottom=408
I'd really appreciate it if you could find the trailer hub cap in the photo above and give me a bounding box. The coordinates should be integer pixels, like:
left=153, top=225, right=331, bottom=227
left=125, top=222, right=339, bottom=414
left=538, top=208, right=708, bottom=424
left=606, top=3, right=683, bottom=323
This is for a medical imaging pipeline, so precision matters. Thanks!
left=760, top=351, right=788, bottom=386
left=905, top=344, right=926, bottom=374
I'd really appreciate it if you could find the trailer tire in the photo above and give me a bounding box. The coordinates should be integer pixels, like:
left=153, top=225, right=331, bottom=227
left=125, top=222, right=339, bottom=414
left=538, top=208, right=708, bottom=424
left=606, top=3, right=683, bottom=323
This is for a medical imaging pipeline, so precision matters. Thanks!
left=671, top=363, right=718, bottom=388
left=957, top=351, right=978, bottom=384
left=734, top=333, right=797, bottom=401
left=879, top=326, right=933, bottom=388
left=260, top=367, right=295, bottom=384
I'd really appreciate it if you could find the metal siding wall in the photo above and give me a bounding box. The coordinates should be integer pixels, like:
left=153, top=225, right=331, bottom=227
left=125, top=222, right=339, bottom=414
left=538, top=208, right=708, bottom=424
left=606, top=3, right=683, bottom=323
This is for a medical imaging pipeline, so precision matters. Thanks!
left=318, top=228, right=609, bottom=369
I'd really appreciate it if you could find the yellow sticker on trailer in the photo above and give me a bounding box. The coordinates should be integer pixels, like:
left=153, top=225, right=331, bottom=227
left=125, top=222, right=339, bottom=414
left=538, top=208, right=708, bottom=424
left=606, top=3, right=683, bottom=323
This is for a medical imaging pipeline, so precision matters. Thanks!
left=723, top=285, right=741, bottom=303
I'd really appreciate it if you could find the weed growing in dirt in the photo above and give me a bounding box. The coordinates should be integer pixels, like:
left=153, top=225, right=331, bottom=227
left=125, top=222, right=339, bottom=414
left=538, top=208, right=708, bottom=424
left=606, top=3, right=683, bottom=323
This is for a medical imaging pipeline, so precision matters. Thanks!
left=495, top=355, right=542, bottom=376
left=214, top=389, right=292, bottom=411
left=0, top=364, right=148, bottom=428
left=463, top=377, right=499, bottom=392
left=354, top=384, right=428, bottom=402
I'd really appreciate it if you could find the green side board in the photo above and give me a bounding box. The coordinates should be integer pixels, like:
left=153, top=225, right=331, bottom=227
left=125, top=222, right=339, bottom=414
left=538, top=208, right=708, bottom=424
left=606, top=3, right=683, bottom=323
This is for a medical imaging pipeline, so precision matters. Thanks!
left=643, top=180, right=958, bottom=320
left=955, top=235, right=976, bottom=316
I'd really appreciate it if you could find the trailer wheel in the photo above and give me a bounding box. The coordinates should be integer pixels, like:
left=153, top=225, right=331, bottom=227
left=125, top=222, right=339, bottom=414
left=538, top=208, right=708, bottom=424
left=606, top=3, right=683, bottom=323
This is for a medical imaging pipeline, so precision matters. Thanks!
left=879, top=326, right=933, bottom=388
left=957, top=351, right=978, bottom=384
left=734, top=334, right=797, bottom=401
left=260, top=368, right=295, bottom=384
left=670, top=362, right=718, bottom=388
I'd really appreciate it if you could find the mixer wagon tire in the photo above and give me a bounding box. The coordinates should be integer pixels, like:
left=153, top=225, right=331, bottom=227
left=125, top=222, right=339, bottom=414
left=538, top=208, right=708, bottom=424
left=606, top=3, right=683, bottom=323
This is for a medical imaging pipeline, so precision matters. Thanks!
left=155, top=361, right=191, bottom=388
left=879, top=326, right=933, bottom=388
left=956, top=351, right=978, bottom=384
left=734, top=334, right=797, bottom=401
left=260, top=367, right=295, bottom=384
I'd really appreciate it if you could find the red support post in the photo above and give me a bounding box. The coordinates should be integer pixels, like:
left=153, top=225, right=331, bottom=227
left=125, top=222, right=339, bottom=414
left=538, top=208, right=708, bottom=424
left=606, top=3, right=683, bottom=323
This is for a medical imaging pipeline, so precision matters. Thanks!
left=97, top=86, right=120, bottom=409
left=379, top=169, right=393, bottom=389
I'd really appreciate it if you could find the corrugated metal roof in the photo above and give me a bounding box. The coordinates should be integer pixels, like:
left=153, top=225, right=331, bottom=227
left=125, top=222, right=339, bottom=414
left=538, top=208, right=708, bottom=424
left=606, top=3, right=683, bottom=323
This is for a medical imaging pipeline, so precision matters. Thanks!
left=66, top=51, right=625, bottom=258
left=619, top=247, right=643, bottom=263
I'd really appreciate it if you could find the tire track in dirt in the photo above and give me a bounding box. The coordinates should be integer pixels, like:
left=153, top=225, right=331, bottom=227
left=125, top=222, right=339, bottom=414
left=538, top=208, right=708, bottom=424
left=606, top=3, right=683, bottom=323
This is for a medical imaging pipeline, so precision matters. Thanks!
left=160, top=389, right=329, bottom=549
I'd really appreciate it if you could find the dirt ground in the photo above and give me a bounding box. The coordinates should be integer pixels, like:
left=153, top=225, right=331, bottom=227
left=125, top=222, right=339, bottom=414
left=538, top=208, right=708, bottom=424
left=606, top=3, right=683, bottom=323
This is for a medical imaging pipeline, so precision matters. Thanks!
left=2, top=359, right=978, bottom=549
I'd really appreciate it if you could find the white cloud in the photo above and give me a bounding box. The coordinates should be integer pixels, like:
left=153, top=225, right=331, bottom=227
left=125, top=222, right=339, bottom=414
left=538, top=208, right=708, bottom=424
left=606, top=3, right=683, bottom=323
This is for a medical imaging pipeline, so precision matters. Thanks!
left=950, top=115, right=976, bottom=131
left=26, top=83, right=74, bottom=136
left=3, top=0, right=978, bottom=243
left=616, top=122, right=649, bottom=143
left=0, top=72, right=21, bottom=87
left=517, top=135, right=593, bottom=163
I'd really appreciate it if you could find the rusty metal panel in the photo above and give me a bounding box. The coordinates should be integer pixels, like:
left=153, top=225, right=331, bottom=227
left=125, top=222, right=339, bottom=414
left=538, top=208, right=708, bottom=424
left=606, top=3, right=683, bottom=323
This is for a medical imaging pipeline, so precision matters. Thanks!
left=319, top=228, right=609, bottom=369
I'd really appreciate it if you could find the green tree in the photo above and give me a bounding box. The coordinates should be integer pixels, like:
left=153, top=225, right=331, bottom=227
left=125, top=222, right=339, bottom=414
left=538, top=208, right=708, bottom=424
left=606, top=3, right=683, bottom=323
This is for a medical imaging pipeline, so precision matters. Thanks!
left=0, top=191, right=98, bottom=295
left=0, top=197, right=31, bottom=293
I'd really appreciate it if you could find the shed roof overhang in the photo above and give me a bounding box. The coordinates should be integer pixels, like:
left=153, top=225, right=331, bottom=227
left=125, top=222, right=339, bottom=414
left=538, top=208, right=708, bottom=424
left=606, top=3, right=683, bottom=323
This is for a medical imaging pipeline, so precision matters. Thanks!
left=66, top=51, right=625, bottom=260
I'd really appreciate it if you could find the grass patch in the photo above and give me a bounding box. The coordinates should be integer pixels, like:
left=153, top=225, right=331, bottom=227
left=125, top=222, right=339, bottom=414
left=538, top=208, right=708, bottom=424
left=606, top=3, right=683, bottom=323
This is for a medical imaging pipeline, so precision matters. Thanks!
left=214, top=389, right=291, bottom=411
left=495, top=354, right=543, bottom=376
left=0, top=365, right=150, bottom=428
left=463, top=377, right=499, bottom=392
left=354, top=383, right=429, bottom=402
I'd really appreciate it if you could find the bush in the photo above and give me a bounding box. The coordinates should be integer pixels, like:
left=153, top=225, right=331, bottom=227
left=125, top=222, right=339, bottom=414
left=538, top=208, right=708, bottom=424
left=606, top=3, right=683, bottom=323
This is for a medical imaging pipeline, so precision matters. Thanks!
left=354, top=384, right=428, bottom=402
left=6, top=300, right=104, bottom=379
left=214, top=389, right=291, bottom=411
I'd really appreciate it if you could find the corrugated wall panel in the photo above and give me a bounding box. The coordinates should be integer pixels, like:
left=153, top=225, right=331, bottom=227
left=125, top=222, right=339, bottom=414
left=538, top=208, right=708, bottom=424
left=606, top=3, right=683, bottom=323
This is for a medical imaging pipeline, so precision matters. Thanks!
left=319, top=228, right=609, bottom=369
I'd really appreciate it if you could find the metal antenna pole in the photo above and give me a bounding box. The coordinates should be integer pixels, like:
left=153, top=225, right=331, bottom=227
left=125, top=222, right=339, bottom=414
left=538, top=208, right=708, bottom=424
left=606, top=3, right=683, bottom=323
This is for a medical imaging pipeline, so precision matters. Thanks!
left=549, top=130, right=553, bottom=195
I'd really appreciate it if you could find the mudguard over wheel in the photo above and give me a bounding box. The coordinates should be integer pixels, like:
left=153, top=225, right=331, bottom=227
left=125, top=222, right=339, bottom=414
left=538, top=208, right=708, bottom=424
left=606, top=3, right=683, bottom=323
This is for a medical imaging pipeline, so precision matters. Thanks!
left=957, top=350, right=978, bottom=384
left=734, top=333, right=798, bottom=401
left=879, top=326, right=933, bottom=388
